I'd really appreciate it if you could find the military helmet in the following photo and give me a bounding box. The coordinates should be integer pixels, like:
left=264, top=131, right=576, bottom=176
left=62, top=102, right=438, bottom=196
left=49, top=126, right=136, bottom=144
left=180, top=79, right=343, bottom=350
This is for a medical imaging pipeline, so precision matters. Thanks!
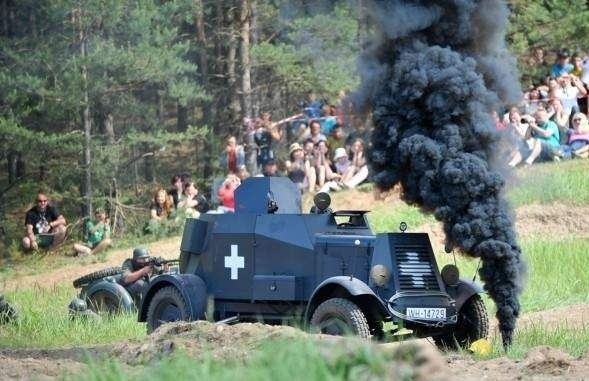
left=133, top=246, right=150, bottom=261
left=68, top=298, right=87, bottom=312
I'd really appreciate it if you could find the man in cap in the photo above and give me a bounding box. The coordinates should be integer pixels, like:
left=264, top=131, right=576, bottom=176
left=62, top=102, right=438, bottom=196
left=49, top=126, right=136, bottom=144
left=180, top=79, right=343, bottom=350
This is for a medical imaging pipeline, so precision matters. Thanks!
left=119, top=247, right=154, bottom=302
left=551, top=50, right=574, bottom=78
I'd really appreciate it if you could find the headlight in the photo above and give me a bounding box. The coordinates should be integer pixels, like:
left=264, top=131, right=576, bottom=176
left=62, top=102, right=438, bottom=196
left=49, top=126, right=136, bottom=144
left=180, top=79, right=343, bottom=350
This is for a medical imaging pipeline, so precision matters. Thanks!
left=370, top=264, right=390, bottom=287
left=441, top=264, right=460, bottom=286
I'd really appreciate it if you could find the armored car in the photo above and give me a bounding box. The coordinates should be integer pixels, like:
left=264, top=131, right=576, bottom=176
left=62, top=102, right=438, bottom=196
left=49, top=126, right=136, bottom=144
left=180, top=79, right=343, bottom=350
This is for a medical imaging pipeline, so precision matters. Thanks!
left=139, top=177, right=488, bottom=349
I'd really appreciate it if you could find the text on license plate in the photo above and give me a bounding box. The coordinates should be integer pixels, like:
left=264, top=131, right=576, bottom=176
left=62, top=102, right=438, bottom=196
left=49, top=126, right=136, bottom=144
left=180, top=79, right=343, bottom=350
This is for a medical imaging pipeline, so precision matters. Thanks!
left=406, top=307, right=446, bottom=321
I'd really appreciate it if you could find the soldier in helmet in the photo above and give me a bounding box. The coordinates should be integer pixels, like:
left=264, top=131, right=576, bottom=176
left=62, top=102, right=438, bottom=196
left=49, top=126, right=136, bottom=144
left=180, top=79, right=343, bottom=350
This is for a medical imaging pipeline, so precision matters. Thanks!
left=0, top=292, right=18, bottom=324
left=68, top=297, right=99, bottom=321
left=119, top=247, right=154, bottom=302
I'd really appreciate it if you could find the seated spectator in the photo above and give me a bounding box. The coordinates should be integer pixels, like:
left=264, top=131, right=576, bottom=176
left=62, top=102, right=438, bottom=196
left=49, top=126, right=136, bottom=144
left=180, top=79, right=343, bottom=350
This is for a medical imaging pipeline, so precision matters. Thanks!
left=261, top=159, right=282, bottom=177
left=333, top=147, right=354, bottom=181
left=314, top=140, right=340, bottom=189
left=221, top=135, right=245, bottom=175
left=563, top=112, right=589, bottom=159
left=301, top=119, right=327, bottom=144
left=546, top=98, right=570, bottom=143
left=345, top=138, right=369, bottom=188
left=150, top=188, right=173, bottom=221
left=327, top=124, right=347, bottom=153
left=551, top=50, right=573, bottom=78
left=236, top=164, right=250, bottom=182
left=507, top=110, right=535, bottom=167
left=319, top=105, right=337, bottom=135
left=73, top=208, right=112, bottom=256
left=510, top=109, right=561, bottom=166
left=286, top=142, right=316, bottom=193
left=217, top=174, right=241, bottom=212
left=522, top=86, right=544, bottom=115
left=22, top=191, right=67, bottom=252
left=178, top=180, right=204, bottom=217
left=572, top=53, right=584, bottom=78
left=168, top=174, right=187, bottom=209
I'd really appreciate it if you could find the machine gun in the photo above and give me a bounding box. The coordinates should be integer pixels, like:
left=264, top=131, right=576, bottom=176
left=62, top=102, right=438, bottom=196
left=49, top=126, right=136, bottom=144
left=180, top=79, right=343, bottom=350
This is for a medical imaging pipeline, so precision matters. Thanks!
left=147, top=257, right=180, bottom=275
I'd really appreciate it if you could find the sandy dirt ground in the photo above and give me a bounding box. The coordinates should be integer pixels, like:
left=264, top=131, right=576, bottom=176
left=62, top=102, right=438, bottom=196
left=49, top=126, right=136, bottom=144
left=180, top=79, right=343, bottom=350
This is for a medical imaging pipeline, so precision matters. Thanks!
left=1, top=191, right=589, bottom=380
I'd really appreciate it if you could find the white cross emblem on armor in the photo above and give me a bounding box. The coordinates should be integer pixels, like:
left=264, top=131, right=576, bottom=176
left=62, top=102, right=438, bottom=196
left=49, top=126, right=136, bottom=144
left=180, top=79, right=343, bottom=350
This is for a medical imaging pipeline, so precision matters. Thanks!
left=224, top=244, right=244, bottom=280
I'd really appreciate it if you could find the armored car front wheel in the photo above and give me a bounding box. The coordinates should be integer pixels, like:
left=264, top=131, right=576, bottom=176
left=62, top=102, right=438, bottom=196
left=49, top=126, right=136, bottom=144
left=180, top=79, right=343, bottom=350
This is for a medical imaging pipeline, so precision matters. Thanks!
left=433, top=294, right=488, bottom=350
left=146, top=286, right=190, bottom=333
left=310, top=298, right=371, bottom=338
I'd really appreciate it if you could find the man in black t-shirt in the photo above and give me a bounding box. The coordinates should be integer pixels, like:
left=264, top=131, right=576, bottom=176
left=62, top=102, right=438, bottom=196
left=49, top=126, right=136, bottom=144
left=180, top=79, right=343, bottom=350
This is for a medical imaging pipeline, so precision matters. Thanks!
left=22, top=192, right=67, bottom=251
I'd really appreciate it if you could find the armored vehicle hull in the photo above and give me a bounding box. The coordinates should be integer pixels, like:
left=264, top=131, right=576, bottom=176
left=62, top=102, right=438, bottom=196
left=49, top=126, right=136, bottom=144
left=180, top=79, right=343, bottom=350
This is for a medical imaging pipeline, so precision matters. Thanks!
left=139, top=177, right=488, bottom=349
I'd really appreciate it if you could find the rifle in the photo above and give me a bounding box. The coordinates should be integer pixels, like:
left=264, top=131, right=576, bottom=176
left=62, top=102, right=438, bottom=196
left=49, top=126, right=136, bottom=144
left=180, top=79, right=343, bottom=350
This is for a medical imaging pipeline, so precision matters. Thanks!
left=147, top=256, right=180, bottom=274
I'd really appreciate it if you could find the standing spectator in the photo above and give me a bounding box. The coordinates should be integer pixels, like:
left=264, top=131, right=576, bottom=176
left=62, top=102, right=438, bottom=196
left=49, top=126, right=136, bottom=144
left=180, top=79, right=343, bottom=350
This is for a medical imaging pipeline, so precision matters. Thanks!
left=551, top=50, right=573, bottom=78
left=572, top=54, right=584, bottom=77
left=22, top=191, right=67, bottom=252
left=73, top=208, right=112, bottom=256
left=285, top=142, right=316, bottom=193
left=217, top=174, right=241, bottom=212
left=150, top=188, right=173, bottom=221
left=221, top=135, right=245, bottom=175
left=301, top=91, right=324, bottom=118
left=253, top=114, right=283, bottom=170
left=555, top=73, right=586, bottom=116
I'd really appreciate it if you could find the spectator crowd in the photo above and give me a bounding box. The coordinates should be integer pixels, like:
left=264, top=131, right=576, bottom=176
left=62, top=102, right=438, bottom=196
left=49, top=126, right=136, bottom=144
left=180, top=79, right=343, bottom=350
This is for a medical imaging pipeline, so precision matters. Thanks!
left=505, top=49, right=589, bottom=167
left=21, top=50, right=589, bottom=256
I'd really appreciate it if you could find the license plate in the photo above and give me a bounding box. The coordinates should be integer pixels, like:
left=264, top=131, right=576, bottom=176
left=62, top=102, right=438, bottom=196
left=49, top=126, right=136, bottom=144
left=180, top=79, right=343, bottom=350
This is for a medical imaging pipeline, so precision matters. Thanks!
left=406, top=307, right=446, bottom=321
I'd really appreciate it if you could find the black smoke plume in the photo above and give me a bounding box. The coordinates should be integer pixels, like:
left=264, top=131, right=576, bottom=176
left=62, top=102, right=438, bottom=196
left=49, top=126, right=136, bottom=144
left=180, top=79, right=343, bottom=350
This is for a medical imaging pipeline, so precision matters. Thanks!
left=356, top=0, right=526, bottom=346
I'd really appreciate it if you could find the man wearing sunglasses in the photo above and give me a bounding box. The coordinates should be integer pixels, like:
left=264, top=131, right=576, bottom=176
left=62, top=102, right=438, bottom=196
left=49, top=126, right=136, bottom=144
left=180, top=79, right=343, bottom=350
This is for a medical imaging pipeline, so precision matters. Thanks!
left=22, top=192, right=67, bottom=252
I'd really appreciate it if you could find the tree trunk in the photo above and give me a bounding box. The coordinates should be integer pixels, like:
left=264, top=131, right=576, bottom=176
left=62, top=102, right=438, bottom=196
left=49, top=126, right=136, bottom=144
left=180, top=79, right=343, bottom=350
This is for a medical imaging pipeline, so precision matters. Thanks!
left=75, top=7, right=92, bottom=218
left=177, top=103, right=188, bottom=132
left=250, top=0, right=259, bottom=119
left=194, top=0, right=213, bottom=181
left=226, top=3, right=239, bottom=133
left=104, top=112, right=115, bottom=144
left=239, top=0, right=252, bottom=121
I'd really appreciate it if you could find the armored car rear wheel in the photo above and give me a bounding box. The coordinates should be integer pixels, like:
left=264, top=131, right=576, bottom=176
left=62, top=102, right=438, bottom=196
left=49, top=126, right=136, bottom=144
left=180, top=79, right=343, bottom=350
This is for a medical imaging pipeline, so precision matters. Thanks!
left=310, top=298, right=371, bottom=338
left=434, top=294, right=488, bottom=350
left=87, top=290, right=124, bottom=314
left=146, top=286, right=190, bottom=333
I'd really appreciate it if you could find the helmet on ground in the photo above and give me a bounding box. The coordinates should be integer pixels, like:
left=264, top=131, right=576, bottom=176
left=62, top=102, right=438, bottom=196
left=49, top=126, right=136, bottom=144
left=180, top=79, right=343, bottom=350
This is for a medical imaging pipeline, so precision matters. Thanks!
left=68, top=298, right=87, bottom=312
left=133, top=247, right=150, bottom=261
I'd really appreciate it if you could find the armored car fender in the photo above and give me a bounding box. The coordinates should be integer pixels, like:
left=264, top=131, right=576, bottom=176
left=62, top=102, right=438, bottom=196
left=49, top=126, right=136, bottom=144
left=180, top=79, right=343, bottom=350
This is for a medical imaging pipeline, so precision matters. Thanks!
left=305, top=276, right=390, bottom=324
left=444, top=278, right=485, bottom=311
left=139, top=273, right=207, bottom=326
